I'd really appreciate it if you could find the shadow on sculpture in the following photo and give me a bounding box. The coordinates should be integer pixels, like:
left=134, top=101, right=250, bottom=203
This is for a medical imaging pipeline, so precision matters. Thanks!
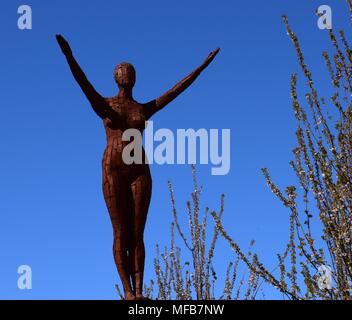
left=56, top=34, right=219, bottom=300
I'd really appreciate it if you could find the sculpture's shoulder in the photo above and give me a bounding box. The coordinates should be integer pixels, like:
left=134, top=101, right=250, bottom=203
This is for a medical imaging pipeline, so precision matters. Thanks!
left=104, top=96, right=115, bottom=106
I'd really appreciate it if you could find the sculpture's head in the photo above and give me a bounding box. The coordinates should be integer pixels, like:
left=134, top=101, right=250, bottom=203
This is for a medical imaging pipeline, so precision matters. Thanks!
left=114, top=62, right=136, bottom=89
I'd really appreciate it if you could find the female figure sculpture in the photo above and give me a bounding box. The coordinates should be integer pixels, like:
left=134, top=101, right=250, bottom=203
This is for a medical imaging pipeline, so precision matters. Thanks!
left=56, top=34, right=219, bottom=300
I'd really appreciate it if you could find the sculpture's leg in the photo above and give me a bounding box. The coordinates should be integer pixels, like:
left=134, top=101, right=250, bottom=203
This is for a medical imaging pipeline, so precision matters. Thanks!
left=102, top=167, right=135, bottom=300
left=129, top=169, right=152, bottom=299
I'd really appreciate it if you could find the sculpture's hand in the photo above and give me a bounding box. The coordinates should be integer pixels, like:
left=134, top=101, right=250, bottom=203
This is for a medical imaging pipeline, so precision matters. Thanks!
left=56, top=34, right=72, bottom=56
left=203, top=48, right=220, bottom=68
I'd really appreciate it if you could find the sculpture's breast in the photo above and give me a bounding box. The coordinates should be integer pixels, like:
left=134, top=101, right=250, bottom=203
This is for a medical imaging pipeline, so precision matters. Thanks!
left=105, top=97, right=145, bottom=131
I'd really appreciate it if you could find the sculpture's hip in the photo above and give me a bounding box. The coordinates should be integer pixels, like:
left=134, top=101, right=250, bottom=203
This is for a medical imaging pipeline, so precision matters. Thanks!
left=102, top=138, right=150, bottom=181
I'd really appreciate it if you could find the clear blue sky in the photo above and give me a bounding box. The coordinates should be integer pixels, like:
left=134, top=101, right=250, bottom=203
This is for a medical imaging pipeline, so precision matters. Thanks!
left=0, top=0, right=350, bottom=299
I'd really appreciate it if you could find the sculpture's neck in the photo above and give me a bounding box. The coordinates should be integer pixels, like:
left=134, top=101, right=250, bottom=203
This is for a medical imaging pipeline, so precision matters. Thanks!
left=118, top=87, right=133, bottom=100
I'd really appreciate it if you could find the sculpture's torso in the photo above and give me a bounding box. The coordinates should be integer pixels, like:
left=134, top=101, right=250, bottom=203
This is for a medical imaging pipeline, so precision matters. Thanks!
left=102, top=97, right=148, bottom=174
left=104, top=96, right=146, bottom=131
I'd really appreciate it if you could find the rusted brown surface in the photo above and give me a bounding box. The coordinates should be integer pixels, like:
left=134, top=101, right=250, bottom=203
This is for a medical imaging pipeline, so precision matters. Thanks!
left=56, top=34, right=219, bottom=300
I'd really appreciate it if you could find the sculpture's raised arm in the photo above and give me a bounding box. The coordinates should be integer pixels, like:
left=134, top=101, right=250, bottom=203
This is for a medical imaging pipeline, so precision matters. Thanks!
left=56, top=34, right=109, bottom=119
left=144, top=48, right=220, bottom=119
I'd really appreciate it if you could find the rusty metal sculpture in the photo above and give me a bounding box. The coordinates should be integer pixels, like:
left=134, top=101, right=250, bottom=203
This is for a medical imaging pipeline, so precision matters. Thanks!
left=56, top=34, right=219, bottom=300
